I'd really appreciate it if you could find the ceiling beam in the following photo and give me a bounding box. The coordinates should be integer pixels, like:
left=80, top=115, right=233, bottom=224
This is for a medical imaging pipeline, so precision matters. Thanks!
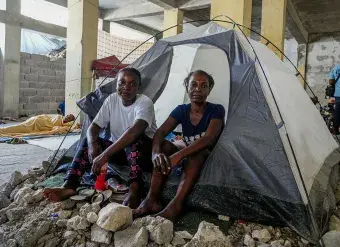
left=102, top=3, right=163, bottom=21
left=179, top=0, right=210, bottom=11
left=44, top=0, right=67, bottom=8
left=0, top=9, right=66, bottom=38
left=115, top=20, right=163, bottom=39
left=184, top=8, right=210, bottom=26
left=286, top=0, right=308, bottom=43
left=147, top=0, right=176, bottom=9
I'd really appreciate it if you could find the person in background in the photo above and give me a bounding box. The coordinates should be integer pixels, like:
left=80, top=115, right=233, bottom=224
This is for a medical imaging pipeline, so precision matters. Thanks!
left=329, top=64, right=340, bottom=135
left=57, top=101, right=65, bottom=116
left=133, top=70, right=225, bottom=222
left=44, top=68, right=157, bottom=209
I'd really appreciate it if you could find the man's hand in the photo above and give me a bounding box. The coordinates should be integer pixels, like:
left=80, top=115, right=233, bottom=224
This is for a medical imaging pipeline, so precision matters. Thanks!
left=88, top=142, right=101, bottom=164
left=92, top=152, right=108, bottom=175
left=152, top=152, right=171, bottom=175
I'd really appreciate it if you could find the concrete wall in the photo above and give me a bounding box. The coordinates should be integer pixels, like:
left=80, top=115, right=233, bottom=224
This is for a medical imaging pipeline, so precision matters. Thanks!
left=0, top=48, right=3, bottom=114
left=306, top=33, right=340, bottom=104
left=19, top=52, right=66, bottom=117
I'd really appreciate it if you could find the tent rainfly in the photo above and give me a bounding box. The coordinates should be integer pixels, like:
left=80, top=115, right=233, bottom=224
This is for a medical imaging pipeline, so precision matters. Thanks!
left=75, top=22, right=340, bottom=243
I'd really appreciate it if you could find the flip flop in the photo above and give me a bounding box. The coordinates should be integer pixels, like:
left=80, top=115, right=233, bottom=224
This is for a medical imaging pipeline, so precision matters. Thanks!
left=91, top=190, right=112, bottom=205
left=70, top=188, right=95, bottom=201
left=107, top=178, right=129, bottom=194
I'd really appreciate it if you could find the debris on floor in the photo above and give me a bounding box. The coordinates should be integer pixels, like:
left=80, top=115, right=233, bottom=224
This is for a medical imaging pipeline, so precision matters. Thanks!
left=0, top=163, right=339, bottom=247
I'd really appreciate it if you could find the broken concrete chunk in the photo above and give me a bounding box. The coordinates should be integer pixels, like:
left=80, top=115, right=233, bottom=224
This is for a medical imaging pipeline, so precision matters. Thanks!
left=1, top=183, right=14, bottom=198
left=58, top=210, right=73, bottom=219
left=10, top=171, right=23, bottom=187
left=87, top=212, right=98, bottom=224
left=80, top=203, right=101, bottom=217
left=32, top=189, right=44, bottom=203
left=6, top=207, right=25, bottom=221
left=184, top=221, right=232, bottom=247
left=64, top=230, right=78, bottom=240
left=172, top=232, right=187, bottom=246
left=67, top=216, right=90, bottom=230
left=61, top=199, right=76, bottom=210
left=14, top=187, right=33, bottom=205
left=252, top=229, right=272, bottom=243
left=97, top=203, right=132, bottom=232
left=114, top=227, right=148, bottom=247
left=0, top=193, right=11, bottom=209
left=91, top=224, right=112, bottom=244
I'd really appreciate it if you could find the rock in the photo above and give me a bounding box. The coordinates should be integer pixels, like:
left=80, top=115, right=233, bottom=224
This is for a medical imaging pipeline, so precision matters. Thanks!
left=38, top=233, right=54, bottom=244
left=97, top=203, right=132, bottom=232
left=329, top=215, right=340, bottom=231
left=67, top=216, right=91, bottom=230
left=24, top=193, right=34, bottom=204
left=244, top=234, right=255, bottom=247
left=10, top=187, right=19, bottom=201
left=6, top=239, right=17, bottom=247
left=64, top=231, right=78, bottom=240
left=0, top=193, right=11, bottom=209
left=184, top=221, right=232, bottom=247
left=322, top=231, right=340, bottom=247
left=86, top=242, right=99, bottom=247
left=300, top=238, right=309, bottom=245
left=29, top=167, right=44, bottom=176
left=77, top=202, right=87, bottom=209
left=270, top=240, right=283, bottom=247
left=32, top=189, right=44, bottom=202
left=114, top=227, right=148, bottom=247
left=63, top=239, right=74, bottom=247
left=91, top=224, right=112, bottom=244
left=0, top=203, right=16, bottom=224
left=275, top=229, right=282, bottom=239
left=6, top=207, right=25, bottom=221
left=283, top=240, right=291, bottom=247
left=133, top=216, right=173, bottom=245
left=14, top=187, right=33, bottom=205
left=10, top=171, right=23, bottom=187
left=59, top=210, right=73, bottom=219
left=57, top=219, right=69, bottom=227
left=87, top=212, right=98, bottom=224
left=80, top=203, right=101, bottom=217
left=15, top=219, right=51, bottom=247
left=252, top=229, right=272, bottom=243
left=1, top=183, right=13, bottom=198
left=45, top=238, right=61, bottom=247
left=175, top=231, right=193, bottom=240
left=172, top=232, right=187, bottom=246
left=61, top=199, right=76, bottom=210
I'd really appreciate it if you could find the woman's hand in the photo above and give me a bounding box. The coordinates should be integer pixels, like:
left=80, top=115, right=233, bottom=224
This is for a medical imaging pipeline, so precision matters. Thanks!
left=170, top=153, right=182, bottom=167
left=92, top=152, right=108, bottom=175
left=152, top=152, right=171, bottom=175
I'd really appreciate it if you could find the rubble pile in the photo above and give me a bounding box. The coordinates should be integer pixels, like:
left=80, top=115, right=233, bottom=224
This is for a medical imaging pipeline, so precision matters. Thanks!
left=0, top=165, right=340, bottom=247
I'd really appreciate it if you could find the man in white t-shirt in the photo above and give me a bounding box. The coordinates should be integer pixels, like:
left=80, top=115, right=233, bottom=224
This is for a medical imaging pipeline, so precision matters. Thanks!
left=44, top=68, right=157, bottom=209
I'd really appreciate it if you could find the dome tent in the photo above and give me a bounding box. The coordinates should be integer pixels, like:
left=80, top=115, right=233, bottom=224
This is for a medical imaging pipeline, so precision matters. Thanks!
left=75, top=22, right=340, bottom=243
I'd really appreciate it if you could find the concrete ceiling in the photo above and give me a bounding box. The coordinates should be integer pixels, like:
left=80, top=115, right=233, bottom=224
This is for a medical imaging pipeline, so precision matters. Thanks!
left=99, top=0, right=149, bottom=9
left=290, top=0, right=340, bottom=34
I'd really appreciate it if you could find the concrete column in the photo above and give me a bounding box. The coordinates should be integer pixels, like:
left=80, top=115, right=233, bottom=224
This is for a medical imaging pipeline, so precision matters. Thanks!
left=297, top=43, right=307, bottom=88
left=261, top=0, right=287, bottom=60
left=99, top=19, right=110, bottom=33
left=2, top=0, right=21, bottom=118
left=65, top=0, right=99, bottom=116
left=211, top=0, right=252, bottom=36
left=163, top=8, right=183, bottom=38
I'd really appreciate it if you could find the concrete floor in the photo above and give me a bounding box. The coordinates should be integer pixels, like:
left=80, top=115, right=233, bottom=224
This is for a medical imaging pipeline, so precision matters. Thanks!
left=0, top=135, right=80, bottom=184
left=0, top=143, right=52, bottom=184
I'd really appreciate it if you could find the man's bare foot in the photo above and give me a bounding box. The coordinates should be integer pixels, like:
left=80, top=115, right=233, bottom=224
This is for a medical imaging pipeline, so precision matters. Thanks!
left=43, top=188, right=76, bottom=202
left=132, top=197, right=163, bottom=219
left=154, top=201, right=182, bottom=222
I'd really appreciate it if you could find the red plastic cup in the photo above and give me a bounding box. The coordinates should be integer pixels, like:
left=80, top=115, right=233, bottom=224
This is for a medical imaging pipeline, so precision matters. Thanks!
left=95, top=164, right=108, bottom=191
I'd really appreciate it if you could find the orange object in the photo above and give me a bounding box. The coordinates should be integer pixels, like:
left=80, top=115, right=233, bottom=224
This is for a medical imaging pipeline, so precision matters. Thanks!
left=95, top=163, right=108, bottom=191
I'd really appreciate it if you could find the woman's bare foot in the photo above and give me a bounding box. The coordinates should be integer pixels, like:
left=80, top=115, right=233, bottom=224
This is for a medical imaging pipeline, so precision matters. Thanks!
left=132, top=197, right=163, bottom=219
left=154, top=201, right=182, bottom=222
left=43, top=188, right=76, bottom=202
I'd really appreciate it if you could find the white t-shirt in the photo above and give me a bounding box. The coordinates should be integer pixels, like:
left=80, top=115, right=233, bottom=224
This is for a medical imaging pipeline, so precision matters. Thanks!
left=93, top=93, right=157, bottom=142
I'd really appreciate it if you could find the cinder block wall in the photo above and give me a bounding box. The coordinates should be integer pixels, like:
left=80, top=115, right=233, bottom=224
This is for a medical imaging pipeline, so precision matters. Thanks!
left=19, top=53, right=66, bottom=117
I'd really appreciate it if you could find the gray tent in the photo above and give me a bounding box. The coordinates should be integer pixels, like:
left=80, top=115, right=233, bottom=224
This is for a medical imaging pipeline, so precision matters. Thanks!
left=76, top=22, right=340, bottom=243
